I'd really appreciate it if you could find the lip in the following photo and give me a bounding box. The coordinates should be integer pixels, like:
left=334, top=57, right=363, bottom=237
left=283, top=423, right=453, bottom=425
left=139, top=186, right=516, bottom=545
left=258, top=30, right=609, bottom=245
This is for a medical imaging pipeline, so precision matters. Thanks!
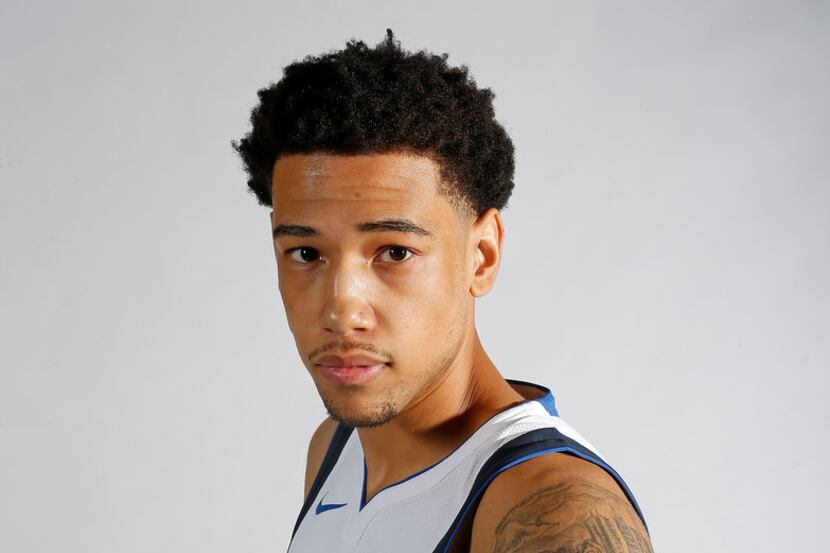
left=314, top=353, right=390, bottom=386
left=316, top=354, right=389, bottom=367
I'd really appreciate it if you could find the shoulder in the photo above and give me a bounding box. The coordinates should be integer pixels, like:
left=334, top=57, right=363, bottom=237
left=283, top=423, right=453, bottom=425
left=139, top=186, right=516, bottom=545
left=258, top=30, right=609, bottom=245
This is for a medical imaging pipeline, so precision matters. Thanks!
left=303, top=416, right=339, bottom=500
left=469, top=451, right=653, bottom=552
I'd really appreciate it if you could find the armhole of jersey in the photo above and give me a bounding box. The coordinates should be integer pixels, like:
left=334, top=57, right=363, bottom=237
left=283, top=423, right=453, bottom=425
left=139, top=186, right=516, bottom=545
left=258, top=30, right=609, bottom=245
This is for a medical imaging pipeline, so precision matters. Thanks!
left=290, top=422, right=355, bottom=541
left=432, top=427, right=648, bottom=553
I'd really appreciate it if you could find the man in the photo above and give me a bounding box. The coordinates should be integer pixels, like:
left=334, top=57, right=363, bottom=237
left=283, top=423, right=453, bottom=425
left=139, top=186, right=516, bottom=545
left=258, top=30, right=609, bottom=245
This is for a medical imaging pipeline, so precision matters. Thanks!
left=232, top=30, right=653, bottom=553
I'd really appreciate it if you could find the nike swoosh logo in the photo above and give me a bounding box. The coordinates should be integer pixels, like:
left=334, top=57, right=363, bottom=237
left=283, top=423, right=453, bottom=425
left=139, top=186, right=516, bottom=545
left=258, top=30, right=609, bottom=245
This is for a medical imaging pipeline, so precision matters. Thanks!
left=315, top=495, right=347, bottom=515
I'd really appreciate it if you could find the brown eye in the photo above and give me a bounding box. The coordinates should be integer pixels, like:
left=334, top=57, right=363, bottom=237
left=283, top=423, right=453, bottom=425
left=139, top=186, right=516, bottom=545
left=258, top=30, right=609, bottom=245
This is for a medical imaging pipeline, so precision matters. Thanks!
left=378, top=246, right=413, bottom=263
left=288, top=247, right=321, bottom=263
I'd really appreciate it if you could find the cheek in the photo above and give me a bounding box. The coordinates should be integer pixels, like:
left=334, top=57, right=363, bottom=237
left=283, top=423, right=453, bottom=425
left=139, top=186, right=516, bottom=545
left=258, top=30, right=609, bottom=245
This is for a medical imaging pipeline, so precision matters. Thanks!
left=277, top=269, right=316, bottom=333
left=382, top=252, right=466, bottom=336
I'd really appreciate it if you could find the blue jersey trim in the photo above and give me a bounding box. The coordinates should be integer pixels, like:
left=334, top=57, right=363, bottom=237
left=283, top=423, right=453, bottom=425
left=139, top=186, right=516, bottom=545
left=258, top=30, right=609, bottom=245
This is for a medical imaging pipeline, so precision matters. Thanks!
left=505, top=378, right=557, bottom=416
left=360, top=458, right=367, bottom=510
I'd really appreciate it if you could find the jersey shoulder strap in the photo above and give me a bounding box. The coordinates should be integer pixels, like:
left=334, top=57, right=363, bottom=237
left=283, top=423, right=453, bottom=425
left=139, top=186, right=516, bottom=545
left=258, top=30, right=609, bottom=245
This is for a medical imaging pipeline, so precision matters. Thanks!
left=431, top=426, right=648, bottom=553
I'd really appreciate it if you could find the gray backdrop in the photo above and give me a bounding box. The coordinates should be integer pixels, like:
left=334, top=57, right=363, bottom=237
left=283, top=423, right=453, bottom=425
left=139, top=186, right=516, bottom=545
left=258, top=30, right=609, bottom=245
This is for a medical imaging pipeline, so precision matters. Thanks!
left=1, top=1, right=827, bottom=552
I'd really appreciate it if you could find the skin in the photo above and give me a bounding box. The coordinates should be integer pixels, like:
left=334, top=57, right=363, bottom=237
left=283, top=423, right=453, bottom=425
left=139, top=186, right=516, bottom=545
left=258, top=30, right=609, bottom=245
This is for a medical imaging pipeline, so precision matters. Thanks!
left=271, top=152, right=653, bottom=552
left=468, top=454, right=653, bottom=553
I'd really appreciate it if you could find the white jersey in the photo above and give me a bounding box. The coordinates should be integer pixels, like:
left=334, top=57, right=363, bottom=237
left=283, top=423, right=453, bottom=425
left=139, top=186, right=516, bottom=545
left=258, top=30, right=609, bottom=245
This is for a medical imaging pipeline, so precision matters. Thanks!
left=287, top=379, right=646, bottom=553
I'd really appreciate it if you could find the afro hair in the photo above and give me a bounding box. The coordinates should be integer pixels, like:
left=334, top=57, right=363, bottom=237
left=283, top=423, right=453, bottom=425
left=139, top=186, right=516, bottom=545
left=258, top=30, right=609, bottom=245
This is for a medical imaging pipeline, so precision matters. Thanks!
left=231, top=29, right=515, bottom=217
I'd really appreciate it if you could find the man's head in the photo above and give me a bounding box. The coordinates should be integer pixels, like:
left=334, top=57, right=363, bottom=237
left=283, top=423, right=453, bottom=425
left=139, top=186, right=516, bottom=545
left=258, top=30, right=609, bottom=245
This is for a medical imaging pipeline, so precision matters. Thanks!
left=232, top=31, right=515, bottom=427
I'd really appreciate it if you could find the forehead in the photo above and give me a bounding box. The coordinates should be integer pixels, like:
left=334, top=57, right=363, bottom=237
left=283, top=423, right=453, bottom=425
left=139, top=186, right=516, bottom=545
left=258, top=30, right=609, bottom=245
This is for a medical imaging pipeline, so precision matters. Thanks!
left=272, top=152, right=444, bottom=208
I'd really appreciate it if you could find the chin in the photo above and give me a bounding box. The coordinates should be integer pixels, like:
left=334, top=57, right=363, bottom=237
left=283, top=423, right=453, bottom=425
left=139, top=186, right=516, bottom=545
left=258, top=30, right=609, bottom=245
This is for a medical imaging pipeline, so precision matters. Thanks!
left=322, top=394, right=399, bottom=428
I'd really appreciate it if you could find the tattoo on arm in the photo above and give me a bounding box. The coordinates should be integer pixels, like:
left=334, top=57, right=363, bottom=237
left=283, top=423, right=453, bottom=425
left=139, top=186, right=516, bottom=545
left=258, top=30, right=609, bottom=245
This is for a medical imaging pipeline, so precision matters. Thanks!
left=491, top=480, right=653, bottom=553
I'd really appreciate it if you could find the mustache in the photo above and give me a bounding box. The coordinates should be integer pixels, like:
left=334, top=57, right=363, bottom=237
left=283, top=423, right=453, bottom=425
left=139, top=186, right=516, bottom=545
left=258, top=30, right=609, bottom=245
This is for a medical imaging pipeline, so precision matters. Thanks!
left=307, top=340, right=394, bottom=363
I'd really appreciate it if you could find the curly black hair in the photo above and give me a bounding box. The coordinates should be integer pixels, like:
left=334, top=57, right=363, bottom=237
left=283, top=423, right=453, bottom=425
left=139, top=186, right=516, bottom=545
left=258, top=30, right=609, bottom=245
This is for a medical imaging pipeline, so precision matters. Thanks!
left=231, top=29, right=515, bottom=218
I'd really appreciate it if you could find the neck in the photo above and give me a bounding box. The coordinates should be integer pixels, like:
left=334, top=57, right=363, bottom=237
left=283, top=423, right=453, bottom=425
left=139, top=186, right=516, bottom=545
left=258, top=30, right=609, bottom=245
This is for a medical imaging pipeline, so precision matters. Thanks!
left=355, top=329, right=525, bottom=503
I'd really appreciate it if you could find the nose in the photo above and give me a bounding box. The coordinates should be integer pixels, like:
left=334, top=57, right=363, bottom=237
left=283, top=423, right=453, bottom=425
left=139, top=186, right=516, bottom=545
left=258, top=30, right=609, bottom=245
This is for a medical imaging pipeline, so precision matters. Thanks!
left=320, top=258, right=377, bottom=337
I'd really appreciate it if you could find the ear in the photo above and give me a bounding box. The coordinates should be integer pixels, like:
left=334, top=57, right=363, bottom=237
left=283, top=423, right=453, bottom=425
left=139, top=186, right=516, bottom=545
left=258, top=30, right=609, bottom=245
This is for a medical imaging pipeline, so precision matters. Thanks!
left=468, top=208, right=504, bottom=297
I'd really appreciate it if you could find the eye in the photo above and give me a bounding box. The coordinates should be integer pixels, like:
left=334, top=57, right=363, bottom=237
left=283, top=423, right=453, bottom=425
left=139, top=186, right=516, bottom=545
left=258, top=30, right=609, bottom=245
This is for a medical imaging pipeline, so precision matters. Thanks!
left=377, top=246, right=414, bottom=263
left=287, top=247, right=322, bottom=264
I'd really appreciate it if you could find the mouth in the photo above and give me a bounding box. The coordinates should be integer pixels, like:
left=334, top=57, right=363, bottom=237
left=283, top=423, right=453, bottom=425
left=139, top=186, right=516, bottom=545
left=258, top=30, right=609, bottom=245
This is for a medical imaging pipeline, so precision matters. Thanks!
left=313, top=352, right=392, bottom=386
left=315, top=362, right=389, bottom=386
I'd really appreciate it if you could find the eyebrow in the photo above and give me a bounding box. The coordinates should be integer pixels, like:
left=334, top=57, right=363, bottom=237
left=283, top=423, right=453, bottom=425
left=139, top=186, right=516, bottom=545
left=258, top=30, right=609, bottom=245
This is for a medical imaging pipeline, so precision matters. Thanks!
left=272, top=218, right=434, bottom=239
